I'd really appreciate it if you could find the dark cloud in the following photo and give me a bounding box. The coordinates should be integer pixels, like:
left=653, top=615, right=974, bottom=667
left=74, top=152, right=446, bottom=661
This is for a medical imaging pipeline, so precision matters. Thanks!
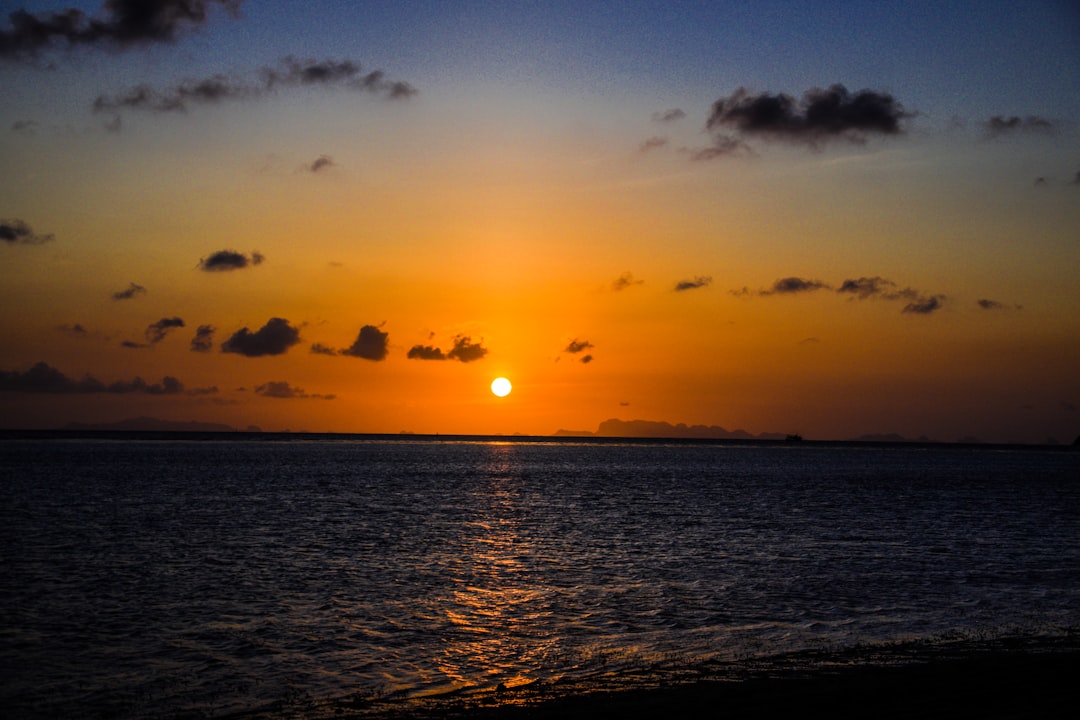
left=56, top=322, right=87, bottom=335
left=197, top=249, right=263, bottom=271
left=977, top=299, right=1012, bottom=310
left=111, top=281, right=146, bottom=300
left=902, top=295, right=946, bottom=315
left=580, top=354, right=593, bottom=364
left=612, top=271, right=643, bottom=291
left=1, top=218, right=54, bottom=245
left=145, top=316, right=184, bottom=344
left=639, top=136, right=668, bottom=152
left=309, top=342, right=338, bottom=356
left=190, top=324, right=215, bottom=352
left=674, top=276, right=712, bottom=292
left=254, top=380, right=334, bottom=400
left=981, top=115, right=1055, bottom=138
left=307, top=154, right=335, bottom=173
left=0, top=1, right=241, bottom=60
left=1071, top=171, right=1080, bottom=186
left=836, top=276, right=897, bottom=299
left=93, top=55, right=416, bottom=115
left=0, top=361, right=183, bottom=394
left=761, top=277, right=830, bottom=295
left=1034, top=177, right=1048, bottom=187
left=447, top=335, right=488, bottom=363
left=408, top=335, right=488, bottom=363
left=121, top=340, right=147, bottom=349
left=221, top=317, right=300, bottom=357
left=565, top=339, right=593, bottom=354
left=406, top=344, right=446, bottom=360
left=706, top=84, right=910, bottom=146
left=340, top=324, right=389, bottom=361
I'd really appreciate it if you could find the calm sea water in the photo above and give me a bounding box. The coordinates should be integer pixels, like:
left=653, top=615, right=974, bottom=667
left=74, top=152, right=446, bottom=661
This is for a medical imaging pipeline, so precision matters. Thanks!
left=2, top=436, right=1078, bottom=718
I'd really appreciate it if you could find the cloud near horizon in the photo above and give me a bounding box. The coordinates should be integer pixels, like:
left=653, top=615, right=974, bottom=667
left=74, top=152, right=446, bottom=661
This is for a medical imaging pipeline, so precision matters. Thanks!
left=0, top=360, right=184, bottom=394
left=0, top=0, right=242, bottom=60
left=198, top=249, right=263, bottom=271
left=220, top=317, right=300, bottom=357
left=93, top=55, right=416, bottom=116
left=1, top=218, right=54, bottom=245
left=190, top=324, right=215, bottom=352
left=254, top=380, right=334, bottom=400
left=760, top=277, right=830, bottom=295
left=612, top=271, right=643, bottom=291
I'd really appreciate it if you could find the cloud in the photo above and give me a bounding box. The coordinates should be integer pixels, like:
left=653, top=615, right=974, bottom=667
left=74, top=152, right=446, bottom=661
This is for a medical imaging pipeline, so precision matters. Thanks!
left=653, top=108, right=686, bottom=123
left=190, top=324, right=215, bottom=352
left=447, top=335, right=488, bottom=362
left=111, top=282, right=146, bottom=300
left=706, top=84, right=910, bottom=146
left=1071, top=171, right=1080, bottom=186
left=406, top=344, right=446, bottom=360
left=93, top=55, right=416, bottom=115
left=674, top=276, right=712, bottom=292
left=580, top=354, right=593, bottom=364
left=145, top=316, right=184, bottom=344
left=197, top=249, right=263, bottom=271
left=565, top=339, right=594, bottom=354
left=0, top=0, right=241, bottom=60
left=612, top=271, right=643, bottom=291
left=254, top=380, right=334, bottom=400
left=309, top=342, right=338, bottom=356
left=836, top=276, right=895, bottom=299
left=340, top=324, right=389, bottom=361
left=11, top=119, right=38, bottom=135
left=307, top=154, right=335, bottom=173
left=638, top=136, right=668, bottom=152
left=981, top=115, right=1055, bottom=138
left=56, top=322, right=87, bottom=335
left=0, top=361, right=184, bottom=394
left=221, top=317, right=300, bottom=357
left=407, top=335, right=488, bottom=363
left=761, top=277, right=830, bottom=295
left=902, top=295, right=946, bottom=314
left=1, top=218, right=54, bottom=245
left=977, top=298, right=1004, bottom=310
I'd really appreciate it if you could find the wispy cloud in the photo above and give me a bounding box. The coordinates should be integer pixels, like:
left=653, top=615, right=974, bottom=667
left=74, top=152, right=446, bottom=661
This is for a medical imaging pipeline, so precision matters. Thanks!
left=197, top=249, right=263, bottom=272
left=221, top=317, right=300, bottom=357
left=902, top=295, right=945, bottom=314
left=307, top=154, right=335, bottom=173
left=1, top=218, right=54, bottom=245
left=981, top=115, right=1055, bottom=139
left=760, top=277, right=830, bottom=295
left=144, top=316, right=184, bottom=344
left=612, top=271, right=644, bottom=291
left=93, top=56, right=416, bottom=116
left=111, top=282, right=146, bottom=301
left=652, top=108, right=685, bottom=123
left=562, top=338, right=595, bottom=364
left=674, top=276, right=712, bottom=292
left=254, top=380, right=334, bottom=400
left=0, top=0, right=242, bottom=60
left=190, top=324, right=215, bottom=352
left=638, top=136, right=668, bottom=153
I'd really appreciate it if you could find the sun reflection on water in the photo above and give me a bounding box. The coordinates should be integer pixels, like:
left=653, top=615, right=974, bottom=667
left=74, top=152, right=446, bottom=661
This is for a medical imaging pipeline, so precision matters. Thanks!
left=434, top=443, right=558, bottom=693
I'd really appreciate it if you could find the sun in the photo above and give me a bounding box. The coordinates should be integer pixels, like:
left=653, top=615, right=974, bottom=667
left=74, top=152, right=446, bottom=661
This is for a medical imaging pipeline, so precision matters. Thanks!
left=490, top=377, right=512, bottom=397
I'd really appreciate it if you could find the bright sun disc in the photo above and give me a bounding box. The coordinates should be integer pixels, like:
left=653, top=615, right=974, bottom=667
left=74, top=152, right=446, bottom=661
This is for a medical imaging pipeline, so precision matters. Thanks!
left=491, top=377, right=512, bottom=397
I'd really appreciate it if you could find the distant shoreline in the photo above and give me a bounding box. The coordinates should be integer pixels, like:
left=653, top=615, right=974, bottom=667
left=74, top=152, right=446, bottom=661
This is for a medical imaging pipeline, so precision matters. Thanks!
left=1, top=427, right=1075, bottom=451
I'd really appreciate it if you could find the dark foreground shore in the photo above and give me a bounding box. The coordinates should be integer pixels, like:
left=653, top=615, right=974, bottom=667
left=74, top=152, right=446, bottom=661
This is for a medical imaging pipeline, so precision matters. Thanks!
left=281, top=632, right=1079, bottom=720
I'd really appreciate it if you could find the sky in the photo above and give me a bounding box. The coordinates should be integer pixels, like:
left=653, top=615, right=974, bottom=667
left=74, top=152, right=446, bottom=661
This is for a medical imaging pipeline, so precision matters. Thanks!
left=1, top=0, right=1079, bottom=442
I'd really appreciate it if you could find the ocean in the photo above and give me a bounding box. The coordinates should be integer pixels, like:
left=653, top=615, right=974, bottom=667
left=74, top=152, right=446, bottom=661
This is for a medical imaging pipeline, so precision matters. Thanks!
left=1, top=435, right=1078, bottom=718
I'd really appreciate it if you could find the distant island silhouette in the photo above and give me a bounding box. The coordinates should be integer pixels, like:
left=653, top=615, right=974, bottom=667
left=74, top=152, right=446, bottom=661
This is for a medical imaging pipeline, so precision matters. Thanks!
left=63, top=416, right=258, bottom=433
left=555, top=418, right=790, bottom=441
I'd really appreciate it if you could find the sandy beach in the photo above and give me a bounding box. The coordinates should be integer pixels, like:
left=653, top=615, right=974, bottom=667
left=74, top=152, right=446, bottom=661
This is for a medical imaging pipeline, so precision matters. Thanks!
left=311, top=632, right=1080, bottom=720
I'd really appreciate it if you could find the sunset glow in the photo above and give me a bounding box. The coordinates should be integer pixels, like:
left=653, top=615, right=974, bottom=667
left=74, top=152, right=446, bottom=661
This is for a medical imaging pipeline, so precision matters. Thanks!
left=1, top=2, right=1078, bottom=442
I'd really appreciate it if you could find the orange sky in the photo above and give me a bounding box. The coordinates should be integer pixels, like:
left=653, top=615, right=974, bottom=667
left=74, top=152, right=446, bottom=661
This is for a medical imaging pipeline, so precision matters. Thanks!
left=2, top=1, right=1079, bottom=442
